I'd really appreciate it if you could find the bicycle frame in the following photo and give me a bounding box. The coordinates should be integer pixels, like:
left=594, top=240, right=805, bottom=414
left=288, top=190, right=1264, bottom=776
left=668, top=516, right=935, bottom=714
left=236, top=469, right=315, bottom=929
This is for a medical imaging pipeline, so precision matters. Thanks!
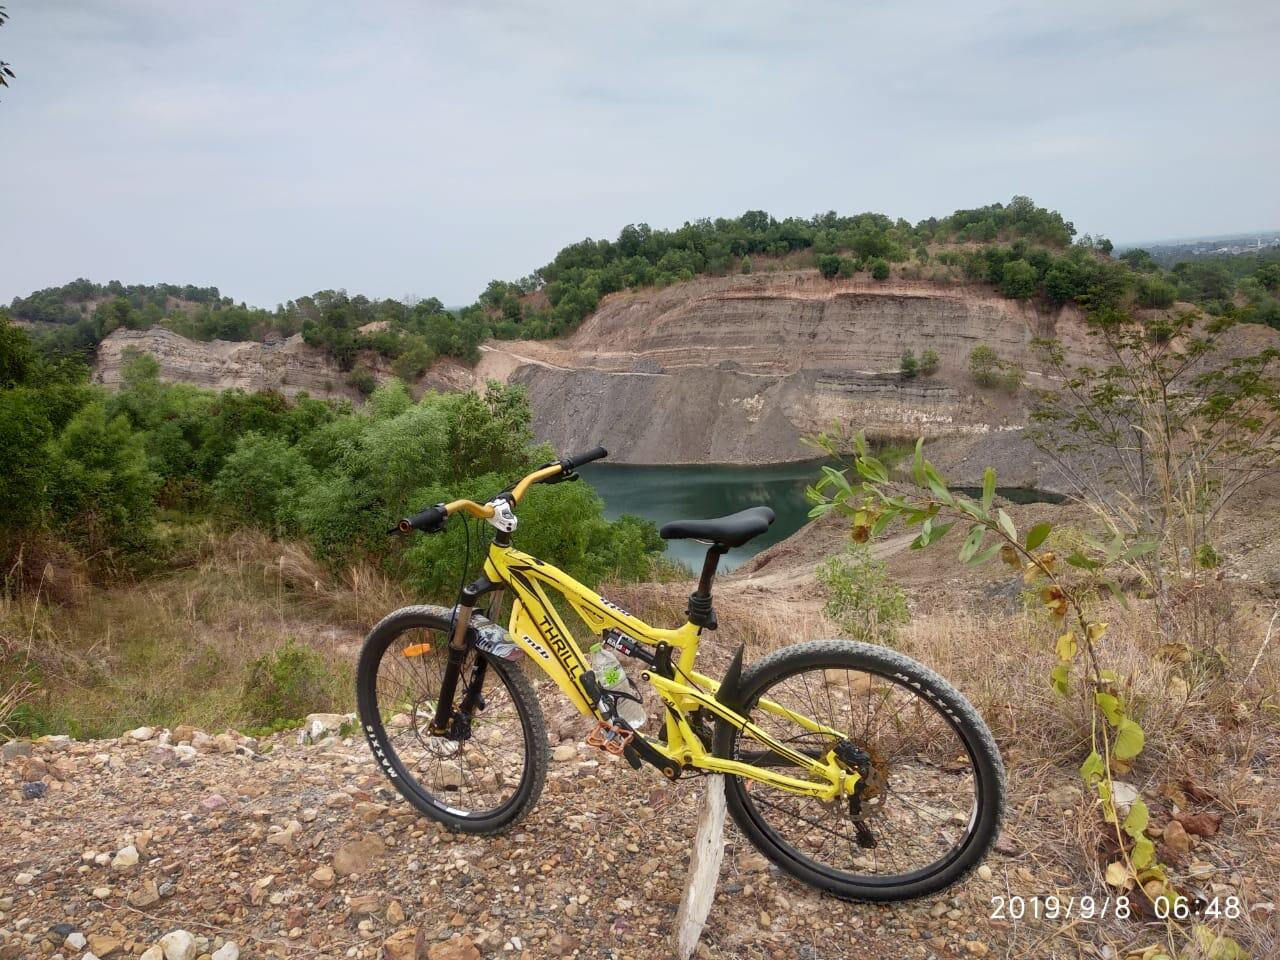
left=478, top=540, right=860, bottom=802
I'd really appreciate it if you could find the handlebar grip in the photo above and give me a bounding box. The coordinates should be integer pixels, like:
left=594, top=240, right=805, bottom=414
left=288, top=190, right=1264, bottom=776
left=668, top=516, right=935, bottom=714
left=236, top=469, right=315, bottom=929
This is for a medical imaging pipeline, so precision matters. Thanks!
left=563, top=446, right=608, bottom=470
left=396, top=503, right=447, bottom=534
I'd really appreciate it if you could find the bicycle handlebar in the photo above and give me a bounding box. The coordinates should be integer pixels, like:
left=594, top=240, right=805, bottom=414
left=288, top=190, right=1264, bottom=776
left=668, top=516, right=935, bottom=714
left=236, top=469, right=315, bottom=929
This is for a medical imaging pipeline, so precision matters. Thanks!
left=394, top=445, right=608, bottom=534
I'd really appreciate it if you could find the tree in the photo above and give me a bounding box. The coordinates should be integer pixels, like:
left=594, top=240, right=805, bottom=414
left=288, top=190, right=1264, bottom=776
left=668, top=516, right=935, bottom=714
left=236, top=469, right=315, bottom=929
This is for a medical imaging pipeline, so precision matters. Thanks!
left=870, top=258, right=890, bottom=281
left=968, top=345, right=999, bottom=387
left=817, top=254, right=841, bottom=280
left=0, top=6, right=14, bottom=97
left=899, top=349, right=918, bottom=379
left=1030, top=308, right=1280, bottom=620
left=1000, top=259, right=1038, bottom=299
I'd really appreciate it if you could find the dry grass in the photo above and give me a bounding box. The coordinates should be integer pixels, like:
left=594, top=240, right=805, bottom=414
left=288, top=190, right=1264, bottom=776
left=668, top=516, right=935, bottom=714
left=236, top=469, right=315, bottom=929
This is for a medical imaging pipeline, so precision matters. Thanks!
left=0, top=528, right=407, bottom=738
left=608, top=572, right=1280, bottom=958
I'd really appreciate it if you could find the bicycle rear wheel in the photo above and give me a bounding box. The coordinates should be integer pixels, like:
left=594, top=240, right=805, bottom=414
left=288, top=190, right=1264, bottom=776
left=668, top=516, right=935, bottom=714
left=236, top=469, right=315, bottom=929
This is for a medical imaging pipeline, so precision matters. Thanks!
left=357, top=605, right=548, bottom=834
left=714, top=639, right=1004, bottom=901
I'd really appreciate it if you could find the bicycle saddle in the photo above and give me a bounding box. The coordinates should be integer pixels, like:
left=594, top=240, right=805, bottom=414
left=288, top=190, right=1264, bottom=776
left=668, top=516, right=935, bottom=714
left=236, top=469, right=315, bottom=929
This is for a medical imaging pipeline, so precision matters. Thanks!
left=659, top=506, right=775, bottom=548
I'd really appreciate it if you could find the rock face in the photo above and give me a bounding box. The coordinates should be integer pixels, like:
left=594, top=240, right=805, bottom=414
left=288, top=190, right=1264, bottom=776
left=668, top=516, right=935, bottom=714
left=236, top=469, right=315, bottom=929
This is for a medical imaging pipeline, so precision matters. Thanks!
left=469, top=273, right=1098, bottom=464
left=92, top=328, right=390, bottom=402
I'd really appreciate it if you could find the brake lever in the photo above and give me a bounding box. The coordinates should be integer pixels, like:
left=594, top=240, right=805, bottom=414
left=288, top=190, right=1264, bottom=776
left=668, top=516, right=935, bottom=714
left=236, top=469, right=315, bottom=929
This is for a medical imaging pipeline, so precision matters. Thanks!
left=542, top=471, right=580, bottom=486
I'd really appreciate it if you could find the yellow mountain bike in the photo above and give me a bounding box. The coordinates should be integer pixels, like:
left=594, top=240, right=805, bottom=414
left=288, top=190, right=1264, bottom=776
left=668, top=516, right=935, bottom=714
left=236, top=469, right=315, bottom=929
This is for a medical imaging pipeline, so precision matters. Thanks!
left=357, top=447, right=1004, bottom=900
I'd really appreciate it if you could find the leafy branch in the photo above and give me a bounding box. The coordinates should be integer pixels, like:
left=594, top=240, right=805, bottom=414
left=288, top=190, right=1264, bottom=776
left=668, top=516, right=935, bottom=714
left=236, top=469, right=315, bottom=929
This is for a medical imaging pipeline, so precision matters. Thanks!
left=806, top=429, right=1181, bottom=911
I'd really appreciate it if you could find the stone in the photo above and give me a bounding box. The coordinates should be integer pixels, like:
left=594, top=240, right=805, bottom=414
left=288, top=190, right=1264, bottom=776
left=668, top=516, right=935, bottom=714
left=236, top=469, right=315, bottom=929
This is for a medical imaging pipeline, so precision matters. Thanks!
left=140, top=948, right=164, bottom=960
left=92, top=886, right=111, bottom=899
left=266, top=820, right=302, bottom=849
left=171, top=725, right=196, bottom=744
left=333, top=833, right=387, bottom=876
left=428, top=937, right=481, bottom=960
left=127, top=726, right=156, bottom=742
left=130, top=879, right=161, bottom=908
left=553, top=744, right=577, bottom=762
left=1162, top=819, right=1193, bottom=856
left=87, top=935, right=123, bottom=958
left=387, top=900, right=405, bottom=924
left=65, top=932, right=88, bottom=950
left=22, top=781, right=47, bottom=800
left=348, top=893, right=383, bottom=916
left=977, top=864, right=994, bottom=882
left=310, top=865, right=335, bottom=888
left=200, top=793, right=227, bottom=811
left=111, top=845, right=139, bottom=871
left=1110, top=781, right=1139, bottom=814
left=1046, top=784, right=1083, bottom=811
left=14, top=871, right=34, bottom=886
left=158, top=929, right=197, bottom=960
left=2, top=741, right=33, bottom=761
left=382, top=928, right=419, bottom=960
left=210, top=943, right=239, bottom=960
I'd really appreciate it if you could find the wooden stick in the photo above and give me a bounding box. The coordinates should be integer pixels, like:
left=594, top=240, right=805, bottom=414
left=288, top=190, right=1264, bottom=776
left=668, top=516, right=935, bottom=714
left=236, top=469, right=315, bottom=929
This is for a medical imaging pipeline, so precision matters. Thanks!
left=673, top=774, right=727, bottom=960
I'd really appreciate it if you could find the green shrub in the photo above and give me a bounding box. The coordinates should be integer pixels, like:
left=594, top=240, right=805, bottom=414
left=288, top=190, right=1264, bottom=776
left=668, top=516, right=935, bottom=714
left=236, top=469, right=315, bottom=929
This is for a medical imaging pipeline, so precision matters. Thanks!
left=739, top=257, right=752, bottom=275
left=837, top=257, right=858, bottom=278
left=1000, top=259, right=1038, bottom=299
left=212, top=432, right=315, bottom=532
left=919, top=349, right=940, bottom=376
left=969, top=345, right=1000, bottom=387
left=900, top=349, right=918, bottom=379
left=870, top=258, right=891, bottom=281
left=346, top=366, right=376, bottom=397
left=240, top=641, right=338, bottom=725
left=817, top=545, right=909, bottom=644
left=817, top=254, right=841, bottom=280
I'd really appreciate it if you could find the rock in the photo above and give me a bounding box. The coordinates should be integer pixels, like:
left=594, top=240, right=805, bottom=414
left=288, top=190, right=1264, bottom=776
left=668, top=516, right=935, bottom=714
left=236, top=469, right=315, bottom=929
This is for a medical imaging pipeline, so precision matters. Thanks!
left=333, top=832, right=387, bottom=876
left=382, top=928, right=420, bottom=960
left=553, top=744, right=577, bottom=762
left=298, top=713, right=349, bottom=745
left=111, top=845, right=139, bottom=871
left=14, top=872, right=34, bottom=886
left=2, top=741, right=33, bottom=761
left=65, top=932, right=88, bottom=950
left=1174, top=810, right=1222, bottom=837
left=310, top=865, right=335, bottom=888
left=266, top=820, right=303, bottom=849
left=87, top=935, right=123, bottom=958
left=438, top=762, right=464, bottom=788
left=1046, top=784, right=1083, bottom=811
left=191, top=731, right=216, bottom=752
left=140, top=949, right=164, bottom=960
left=428, top=937, right=481, bottom=960
left=129, top=879, right=161, bottom=908
left=158, top=929, right=196, bottom=960
left=200, top=793, right=228, bottom=811
left=1110, top=781, right=1139, bottom=814
left=171, top=725, right=196, bottom=744
left=348, top=893, right=383, bottom=916
left=212, top=734, right=238, bottom=754
left=977, top=864, right=993, bottom=881
left=173, top=745, right=198, bottom=765
left=22, top=781, right=47, bottom=800
left=210, top=943, right=239, bottom=960
left=387, top=900, right=405, bottom=924
left=1162, top=819, right=1192, bottom=855
left=92, top=886, right=111, bottom=899
left=127, top=726, right=156, bottom=742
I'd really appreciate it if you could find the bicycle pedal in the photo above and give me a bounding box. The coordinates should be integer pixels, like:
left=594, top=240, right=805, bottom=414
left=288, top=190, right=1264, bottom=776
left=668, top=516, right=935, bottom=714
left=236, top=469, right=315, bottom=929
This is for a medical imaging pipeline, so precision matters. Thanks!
left=587, top=720, right=634, bottom=756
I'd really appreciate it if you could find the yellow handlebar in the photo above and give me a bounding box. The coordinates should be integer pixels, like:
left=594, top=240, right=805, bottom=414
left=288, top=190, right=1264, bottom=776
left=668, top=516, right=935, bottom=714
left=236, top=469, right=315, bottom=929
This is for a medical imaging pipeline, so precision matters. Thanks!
left=440, top=462, right=566, bottom=521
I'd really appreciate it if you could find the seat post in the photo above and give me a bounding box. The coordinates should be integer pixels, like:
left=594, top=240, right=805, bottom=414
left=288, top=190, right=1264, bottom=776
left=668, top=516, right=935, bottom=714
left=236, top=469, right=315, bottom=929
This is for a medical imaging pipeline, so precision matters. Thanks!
left=687, top=545, right=725, bottom=630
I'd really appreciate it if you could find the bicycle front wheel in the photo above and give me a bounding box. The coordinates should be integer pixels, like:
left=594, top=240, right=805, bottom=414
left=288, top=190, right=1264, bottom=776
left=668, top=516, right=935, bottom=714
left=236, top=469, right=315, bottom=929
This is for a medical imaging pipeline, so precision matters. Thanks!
left=357, top=605, right=548, bottom=835
left=714, top=639, right=1004, bottom=901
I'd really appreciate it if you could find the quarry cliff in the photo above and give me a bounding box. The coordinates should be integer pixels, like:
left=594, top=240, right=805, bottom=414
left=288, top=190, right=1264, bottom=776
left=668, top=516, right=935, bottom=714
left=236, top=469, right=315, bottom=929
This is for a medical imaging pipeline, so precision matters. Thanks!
left=465, top=272, right=1096, bottom=465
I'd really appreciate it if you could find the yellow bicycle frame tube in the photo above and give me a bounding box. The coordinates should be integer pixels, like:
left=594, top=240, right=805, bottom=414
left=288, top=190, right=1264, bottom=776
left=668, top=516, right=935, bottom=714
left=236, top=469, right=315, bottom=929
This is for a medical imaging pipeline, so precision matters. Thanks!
left=482, top=541, right=860, bottom=801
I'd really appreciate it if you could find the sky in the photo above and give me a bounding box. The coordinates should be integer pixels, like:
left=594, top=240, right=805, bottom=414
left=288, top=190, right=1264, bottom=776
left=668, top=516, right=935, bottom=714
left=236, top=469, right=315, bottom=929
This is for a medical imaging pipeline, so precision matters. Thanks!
left=2, top=0, right=1278, bottom=308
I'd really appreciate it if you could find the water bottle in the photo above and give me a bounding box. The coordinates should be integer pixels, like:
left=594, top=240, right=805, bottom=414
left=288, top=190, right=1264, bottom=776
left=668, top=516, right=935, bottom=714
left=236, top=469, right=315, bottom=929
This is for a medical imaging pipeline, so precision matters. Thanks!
left=589, top=642, right=646, bottom=730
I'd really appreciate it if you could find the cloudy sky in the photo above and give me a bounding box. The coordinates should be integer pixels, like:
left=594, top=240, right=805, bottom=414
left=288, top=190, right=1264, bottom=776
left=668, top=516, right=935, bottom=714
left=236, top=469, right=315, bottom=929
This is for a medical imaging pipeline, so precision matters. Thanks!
left=2, top=1, right=1277, bottom=308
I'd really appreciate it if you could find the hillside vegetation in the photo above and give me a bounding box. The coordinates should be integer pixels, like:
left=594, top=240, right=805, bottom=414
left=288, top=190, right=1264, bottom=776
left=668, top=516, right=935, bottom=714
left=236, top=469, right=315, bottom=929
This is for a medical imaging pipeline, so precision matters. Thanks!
left=0, top=320, right=662, bottom=736
left=10, top=199, right=1279, bottom=396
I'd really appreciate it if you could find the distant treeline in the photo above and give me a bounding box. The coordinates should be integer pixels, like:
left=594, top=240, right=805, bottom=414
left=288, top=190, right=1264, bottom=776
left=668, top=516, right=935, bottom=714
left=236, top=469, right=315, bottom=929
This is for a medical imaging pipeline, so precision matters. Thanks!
left=9, top=199, right=1280, bottom=379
